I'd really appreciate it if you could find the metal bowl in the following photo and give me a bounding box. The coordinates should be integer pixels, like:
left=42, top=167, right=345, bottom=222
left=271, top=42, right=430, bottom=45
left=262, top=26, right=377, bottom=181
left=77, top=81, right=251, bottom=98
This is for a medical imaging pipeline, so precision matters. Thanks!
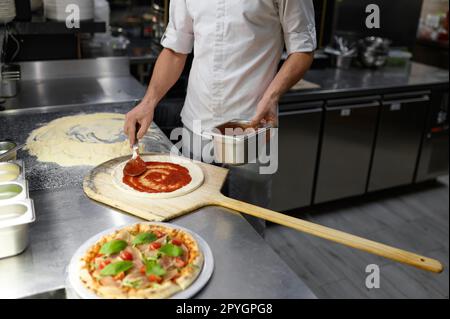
left=0, top=141, right=17, bottom=162
left=358, top=37, right=391, bottom=69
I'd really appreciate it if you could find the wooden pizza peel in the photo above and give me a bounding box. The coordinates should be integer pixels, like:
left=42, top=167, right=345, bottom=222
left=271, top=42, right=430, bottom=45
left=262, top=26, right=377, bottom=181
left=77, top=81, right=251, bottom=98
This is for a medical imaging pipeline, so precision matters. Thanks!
left=83, top=153, right=444, bottom=274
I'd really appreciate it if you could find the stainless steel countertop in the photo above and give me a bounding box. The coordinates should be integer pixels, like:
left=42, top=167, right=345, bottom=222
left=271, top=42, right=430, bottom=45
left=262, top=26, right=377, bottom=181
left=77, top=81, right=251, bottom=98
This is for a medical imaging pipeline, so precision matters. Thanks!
left=1, top=58, right=146, bottom=113
left=1, top=77, right=145, bottom=113
left=0, top=97, right=316, bottom=299
left=0, top=187, right=315, bottom=299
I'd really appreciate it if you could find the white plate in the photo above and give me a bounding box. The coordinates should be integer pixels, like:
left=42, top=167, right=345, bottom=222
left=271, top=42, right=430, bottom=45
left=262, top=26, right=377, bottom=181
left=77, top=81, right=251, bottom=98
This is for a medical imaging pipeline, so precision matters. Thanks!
left=66, top=222, right=214, bottom=299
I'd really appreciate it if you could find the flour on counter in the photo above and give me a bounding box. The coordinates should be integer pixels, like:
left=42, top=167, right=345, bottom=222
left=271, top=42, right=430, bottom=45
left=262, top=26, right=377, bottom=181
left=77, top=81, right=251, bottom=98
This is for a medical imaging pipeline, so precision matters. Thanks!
left=25, top=113, right=140, bottom=167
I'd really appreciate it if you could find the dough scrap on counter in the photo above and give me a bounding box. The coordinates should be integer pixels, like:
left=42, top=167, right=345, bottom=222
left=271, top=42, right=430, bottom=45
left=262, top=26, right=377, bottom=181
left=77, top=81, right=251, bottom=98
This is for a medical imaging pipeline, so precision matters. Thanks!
left=25, top=113, right=141, bottom=167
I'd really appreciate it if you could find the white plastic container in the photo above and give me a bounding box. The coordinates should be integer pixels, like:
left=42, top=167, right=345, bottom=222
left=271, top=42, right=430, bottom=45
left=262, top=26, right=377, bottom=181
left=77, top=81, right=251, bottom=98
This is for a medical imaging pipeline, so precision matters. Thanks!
left=0, top=199, right=35, bottom=259
left=0, top=181, right=28, bottom=203
left=0, top=160, right=24, bottom=183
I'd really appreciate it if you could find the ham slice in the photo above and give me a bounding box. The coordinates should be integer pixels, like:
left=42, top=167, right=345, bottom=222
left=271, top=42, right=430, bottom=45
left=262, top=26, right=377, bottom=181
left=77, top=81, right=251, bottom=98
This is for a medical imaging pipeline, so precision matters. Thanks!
left=163, top=269, right=179, bottom=282
left=160, top=256, right=175, bottom=269
left=100, top=276, right=120, bottom=288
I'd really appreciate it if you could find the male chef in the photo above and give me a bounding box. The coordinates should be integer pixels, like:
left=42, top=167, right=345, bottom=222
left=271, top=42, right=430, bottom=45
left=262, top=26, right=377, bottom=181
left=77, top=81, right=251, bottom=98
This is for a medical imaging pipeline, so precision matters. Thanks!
left=124, top=0, right=316, bottom=234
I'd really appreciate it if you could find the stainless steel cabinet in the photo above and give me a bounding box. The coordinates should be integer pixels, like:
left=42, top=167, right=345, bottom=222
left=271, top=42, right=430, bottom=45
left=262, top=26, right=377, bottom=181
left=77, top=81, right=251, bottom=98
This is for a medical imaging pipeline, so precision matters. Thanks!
left=416, top=89, right=449, bottom=182
left=269, top=101, right=323, bottom=211
left=314, top=96, right=380, bottom=204
left=368, top=91, right=430, bottom=191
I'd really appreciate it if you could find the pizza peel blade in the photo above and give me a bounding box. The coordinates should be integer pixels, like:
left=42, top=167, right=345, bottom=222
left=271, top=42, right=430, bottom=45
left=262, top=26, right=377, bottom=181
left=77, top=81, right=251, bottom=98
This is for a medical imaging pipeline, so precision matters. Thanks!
left=84, top=153, right=444, bottom=274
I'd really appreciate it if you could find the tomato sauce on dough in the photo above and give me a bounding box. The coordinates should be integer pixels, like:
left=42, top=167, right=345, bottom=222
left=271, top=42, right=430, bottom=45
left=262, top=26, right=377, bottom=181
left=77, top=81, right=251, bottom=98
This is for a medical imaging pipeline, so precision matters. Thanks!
left=123, top=161, right=192, bottom=193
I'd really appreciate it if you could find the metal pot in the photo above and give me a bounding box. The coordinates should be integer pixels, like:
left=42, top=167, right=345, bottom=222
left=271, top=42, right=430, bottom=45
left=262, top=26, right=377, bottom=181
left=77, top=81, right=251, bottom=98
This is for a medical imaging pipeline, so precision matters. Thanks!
left=203, top=119, right=272, bottom=166
left=0, top=64, right=21, bottom=98
left=329, top=54, right=354, bottom=69
left=358, top=37, right=391, bottom=68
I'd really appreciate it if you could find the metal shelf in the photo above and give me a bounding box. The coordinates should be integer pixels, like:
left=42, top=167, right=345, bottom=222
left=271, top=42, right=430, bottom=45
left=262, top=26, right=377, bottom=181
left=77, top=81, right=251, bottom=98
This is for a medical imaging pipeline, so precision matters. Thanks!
left=10, top=20, right=106, bottom=35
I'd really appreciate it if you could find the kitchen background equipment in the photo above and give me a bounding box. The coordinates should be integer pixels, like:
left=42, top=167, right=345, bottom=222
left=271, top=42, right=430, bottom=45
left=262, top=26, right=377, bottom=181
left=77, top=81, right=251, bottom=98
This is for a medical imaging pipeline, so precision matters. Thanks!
left=329, top=54, right=353, bottom=69
left=13, top=0, right=32, bottom=22
left=204, top=120, right=272, bottom=166
left=314, top=96, right=380, bottom=204
left=0, top=199, right=35, bottom=259
left=386, top=49, right=413, bottom=68
left=416, top=87, right=449, bottom=182
left=44, top=0, right=94, bottom=21
left=66, top=222, right=214, bottom=299
left=331, top=0, right=423, bottom=51
left=368, top=91, right=430, bottom=192
left=1, top=64, right=21, bottom=98
left=324, top=36, right=357, bottom=69
left=84, top=153, right=443, bottom=273
left=30, top=0, right=43, bottom=12
left=269, top=100, right=323, bottom=211
left=0, top=141, right=17, bottom=161
left=358, top=37, right=391, bottom=68
left=94, top=0, right=110, bottom=28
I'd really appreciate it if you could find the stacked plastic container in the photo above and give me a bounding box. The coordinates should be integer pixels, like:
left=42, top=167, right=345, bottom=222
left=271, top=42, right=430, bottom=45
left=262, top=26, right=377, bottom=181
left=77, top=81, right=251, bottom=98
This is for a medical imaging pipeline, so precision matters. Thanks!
left=0, top=156, right=35, bottom=259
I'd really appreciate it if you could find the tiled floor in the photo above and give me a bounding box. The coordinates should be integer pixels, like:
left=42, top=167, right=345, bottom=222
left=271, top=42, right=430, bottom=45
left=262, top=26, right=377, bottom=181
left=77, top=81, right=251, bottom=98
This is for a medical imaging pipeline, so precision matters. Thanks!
left=265, top=176, right=449, bottom=299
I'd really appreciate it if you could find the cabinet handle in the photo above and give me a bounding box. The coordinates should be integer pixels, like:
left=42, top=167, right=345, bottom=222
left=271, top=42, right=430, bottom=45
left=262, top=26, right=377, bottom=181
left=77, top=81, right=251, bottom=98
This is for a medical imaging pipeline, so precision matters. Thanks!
left=327, top=100, right=380, bottom=111
left=383, top=95, right=430, bottom=105
left=279, top=108, right=323, bottom=117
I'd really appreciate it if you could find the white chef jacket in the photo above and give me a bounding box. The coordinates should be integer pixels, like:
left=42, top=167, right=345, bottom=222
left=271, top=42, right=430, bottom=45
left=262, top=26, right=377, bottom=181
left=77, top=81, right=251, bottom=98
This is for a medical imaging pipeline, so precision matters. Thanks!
left=161, top=0, right=317, bottom=131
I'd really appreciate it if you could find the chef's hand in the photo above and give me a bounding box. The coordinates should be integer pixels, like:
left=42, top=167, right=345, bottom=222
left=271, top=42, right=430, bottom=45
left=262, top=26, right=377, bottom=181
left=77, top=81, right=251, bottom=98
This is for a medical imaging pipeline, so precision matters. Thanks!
left=124, top=101, right=155, bottom=146
left=250, top=96, right=278, bottom=128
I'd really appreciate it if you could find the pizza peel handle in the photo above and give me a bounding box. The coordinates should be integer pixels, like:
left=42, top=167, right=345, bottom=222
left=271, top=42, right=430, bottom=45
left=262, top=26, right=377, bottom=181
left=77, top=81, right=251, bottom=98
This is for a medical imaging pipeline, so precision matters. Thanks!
left=212, top=194, right=444, bottom=274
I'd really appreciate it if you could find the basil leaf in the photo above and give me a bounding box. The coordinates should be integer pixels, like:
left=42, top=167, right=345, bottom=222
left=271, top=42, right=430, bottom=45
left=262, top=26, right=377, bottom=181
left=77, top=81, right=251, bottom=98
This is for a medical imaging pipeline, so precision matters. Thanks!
left=132, top=232, right=157, bottom=245
left=100, top=261, right=133, bottom=277
left=145, top=260, right=166, bottom=276
left=123, top=279, right=142, bottom=289
left=99, top=240, right=127, bottom=256
left=159, top=243, right=183, bottom=257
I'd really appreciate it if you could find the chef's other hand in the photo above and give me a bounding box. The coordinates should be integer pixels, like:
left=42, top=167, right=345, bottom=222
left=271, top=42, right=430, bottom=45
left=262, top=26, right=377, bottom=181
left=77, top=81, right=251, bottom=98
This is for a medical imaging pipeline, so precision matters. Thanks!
left=250, top=96, right=278, bottom=128
left=124, top=101, right=155, bottom=146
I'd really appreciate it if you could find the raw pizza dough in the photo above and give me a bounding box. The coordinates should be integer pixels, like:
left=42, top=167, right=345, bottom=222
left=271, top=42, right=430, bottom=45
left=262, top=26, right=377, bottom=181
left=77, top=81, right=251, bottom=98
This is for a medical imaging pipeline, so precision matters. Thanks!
left=25, top=113, right=144, bottom=167
left=112, top=154, right=204, bottom=199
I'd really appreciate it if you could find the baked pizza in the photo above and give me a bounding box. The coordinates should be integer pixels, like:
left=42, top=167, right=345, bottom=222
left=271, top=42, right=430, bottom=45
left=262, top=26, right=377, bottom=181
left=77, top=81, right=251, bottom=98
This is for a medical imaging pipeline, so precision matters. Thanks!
left=79, top=223, right=204, bottom=299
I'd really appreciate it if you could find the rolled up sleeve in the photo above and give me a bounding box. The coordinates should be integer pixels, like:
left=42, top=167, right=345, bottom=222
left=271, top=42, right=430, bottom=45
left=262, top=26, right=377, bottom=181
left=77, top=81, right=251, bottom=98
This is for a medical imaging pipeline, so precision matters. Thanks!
left=277, top=0, right=317, bottom=54
left=160, top=0, right=194, bottom=54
